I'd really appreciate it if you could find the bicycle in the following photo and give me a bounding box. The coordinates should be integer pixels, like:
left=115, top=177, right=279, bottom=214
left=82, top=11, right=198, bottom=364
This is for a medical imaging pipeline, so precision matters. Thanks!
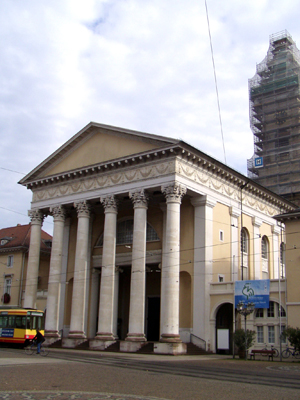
left=25, top=340, right=49, bottom=357
left=261, top=344, right=279, bottom=357
left=281, top=345, right=300, bottom=359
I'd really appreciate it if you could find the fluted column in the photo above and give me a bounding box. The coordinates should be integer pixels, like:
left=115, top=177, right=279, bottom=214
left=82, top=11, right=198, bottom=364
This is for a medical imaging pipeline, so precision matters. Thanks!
left=96, top=195, right=118, bottom=340
left=160, top=183, right=186, bottom=342
left=24, top=209, right=44, bottom=309
left=45, top=205, right=66, bottom=338
left=68, top=201, right=91, bottom=338
left=126, top=189, right=148, bottom=342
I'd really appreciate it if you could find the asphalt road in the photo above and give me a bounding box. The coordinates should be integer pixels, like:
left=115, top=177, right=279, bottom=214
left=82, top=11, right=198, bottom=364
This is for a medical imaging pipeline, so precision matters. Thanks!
left=1, top=347, right=300, bottom=400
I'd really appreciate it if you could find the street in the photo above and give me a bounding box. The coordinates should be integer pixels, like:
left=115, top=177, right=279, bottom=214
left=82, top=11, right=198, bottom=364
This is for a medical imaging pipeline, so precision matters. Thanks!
left=0, top=347, right=300, bottom=399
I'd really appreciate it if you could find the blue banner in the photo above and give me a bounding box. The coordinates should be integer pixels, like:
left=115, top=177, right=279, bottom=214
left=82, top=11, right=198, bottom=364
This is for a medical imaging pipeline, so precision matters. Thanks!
left=0, top=328, right=14, bottom=338
left=235, top=280, right=270, bottom=308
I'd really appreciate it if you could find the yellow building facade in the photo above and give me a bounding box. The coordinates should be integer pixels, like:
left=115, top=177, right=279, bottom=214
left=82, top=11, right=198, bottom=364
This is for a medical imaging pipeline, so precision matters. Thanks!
left=19, top=122, right=295, bottom=354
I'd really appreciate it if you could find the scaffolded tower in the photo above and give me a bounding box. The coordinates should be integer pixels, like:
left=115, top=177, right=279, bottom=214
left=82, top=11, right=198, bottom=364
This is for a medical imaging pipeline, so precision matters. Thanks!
left=247, top=30, right=300, bottom=205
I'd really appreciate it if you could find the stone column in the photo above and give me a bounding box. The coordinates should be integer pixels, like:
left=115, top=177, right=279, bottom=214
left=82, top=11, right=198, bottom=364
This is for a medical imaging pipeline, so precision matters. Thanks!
left=92, top=195, right=118, bottom=347
left=252, top=217, right=262, bottom=280
left=24, top=209, right=44, bottom=309
left=122, top=190, right=148, bottom=351
left=45, top=205, right=66, bottom=340
left=155, top=183, right=186, bottom=354
left=67, top=201, right=91, bottom=342
left=191, top=195, right=216, bottom=351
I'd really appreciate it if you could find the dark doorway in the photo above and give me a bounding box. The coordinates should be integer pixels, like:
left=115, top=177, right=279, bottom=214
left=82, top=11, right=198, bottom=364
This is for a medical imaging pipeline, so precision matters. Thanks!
left=216, top=303, right=234, bottom=355
left=147, top=297, right=160, bottom=341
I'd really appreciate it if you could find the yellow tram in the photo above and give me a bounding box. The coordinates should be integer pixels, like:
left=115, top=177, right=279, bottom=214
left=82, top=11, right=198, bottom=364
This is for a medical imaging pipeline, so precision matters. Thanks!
left=0, top=308, right=45, bottom=345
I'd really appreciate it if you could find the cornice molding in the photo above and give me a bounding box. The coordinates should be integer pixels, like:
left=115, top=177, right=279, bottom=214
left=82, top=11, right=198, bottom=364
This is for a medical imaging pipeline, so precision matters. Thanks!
left=27, top=145, right=295, bottom=217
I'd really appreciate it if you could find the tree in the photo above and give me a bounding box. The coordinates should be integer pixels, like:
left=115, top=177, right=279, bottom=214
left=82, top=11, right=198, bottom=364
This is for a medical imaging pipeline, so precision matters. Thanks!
left=233, top=328, right=256, bottom=352
left=282, top=327, right=300, bottom=351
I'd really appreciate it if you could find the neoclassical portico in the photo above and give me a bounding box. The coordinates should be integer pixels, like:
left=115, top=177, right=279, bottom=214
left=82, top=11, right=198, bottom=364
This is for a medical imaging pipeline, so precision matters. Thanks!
left=20, top=122, right=295, bottom=355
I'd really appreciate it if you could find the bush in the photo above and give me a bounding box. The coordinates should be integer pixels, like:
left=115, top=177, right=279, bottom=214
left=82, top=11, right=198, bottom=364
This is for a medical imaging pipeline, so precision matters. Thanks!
left=281, top=327, right=300, bottom=351
left=234, top=328, right=256, bottom=351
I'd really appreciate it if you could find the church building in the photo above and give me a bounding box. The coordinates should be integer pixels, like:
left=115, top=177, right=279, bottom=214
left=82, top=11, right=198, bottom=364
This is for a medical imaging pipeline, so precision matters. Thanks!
left=19, top=122, right=295, bottom=354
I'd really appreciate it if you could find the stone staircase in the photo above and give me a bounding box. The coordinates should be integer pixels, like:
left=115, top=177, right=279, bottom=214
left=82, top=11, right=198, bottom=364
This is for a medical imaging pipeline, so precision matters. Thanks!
left=49, top=339, right=211, bottom=355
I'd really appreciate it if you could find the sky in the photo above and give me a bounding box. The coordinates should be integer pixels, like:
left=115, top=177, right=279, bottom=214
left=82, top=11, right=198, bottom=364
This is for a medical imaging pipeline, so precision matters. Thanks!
left=1, top=0, right=300, bottom=235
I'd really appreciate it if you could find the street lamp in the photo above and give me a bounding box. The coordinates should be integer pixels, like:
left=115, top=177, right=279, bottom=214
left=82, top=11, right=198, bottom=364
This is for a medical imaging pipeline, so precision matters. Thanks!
left=236, top=301, right=255, bottom=360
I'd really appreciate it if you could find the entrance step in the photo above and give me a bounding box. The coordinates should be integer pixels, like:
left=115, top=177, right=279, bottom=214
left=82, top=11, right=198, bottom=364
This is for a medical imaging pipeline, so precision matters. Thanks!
left=136, top=342, right=154, bottom=354
left=186, top=342, right=211, bottom=355
left=49, top=339, right=62, bottom=348
left=103, top=341, right=120, bottom=352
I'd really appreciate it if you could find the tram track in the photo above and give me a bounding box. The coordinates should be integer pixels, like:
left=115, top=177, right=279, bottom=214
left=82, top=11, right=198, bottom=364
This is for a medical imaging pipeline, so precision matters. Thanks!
left=2, top=347, right=300, bottom=390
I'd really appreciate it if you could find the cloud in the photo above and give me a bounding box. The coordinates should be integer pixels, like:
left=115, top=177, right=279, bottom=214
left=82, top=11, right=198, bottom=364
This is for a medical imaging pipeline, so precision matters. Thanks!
left=1, top=0, right=300, bottom=233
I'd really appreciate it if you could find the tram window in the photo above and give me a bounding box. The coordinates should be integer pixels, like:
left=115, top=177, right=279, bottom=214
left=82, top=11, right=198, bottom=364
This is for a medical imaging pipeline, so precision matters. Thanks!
left=0, top=316, right=8, bottom=328
left=8, top=316, right=15, bottom=328
left=26, top=316, right=31, bottom=329
left=15, top=316, right=26, bottom=329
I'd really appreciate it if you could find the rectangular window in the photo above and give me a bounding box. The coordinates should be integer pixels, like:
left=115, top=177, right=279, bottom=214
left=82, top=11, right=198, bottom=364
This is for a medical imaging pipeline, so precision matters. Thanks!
left=267, top=302, right=275, bottom=317
left=218, top=275, right=224, bottom=283
left=280, top=325, right=286, bottom=343
left=219, top=230, right=224, bottom=242
left=7, top=255, right=13, bottom=268
left=268, top=326, right=275, bottom=343
left=257, top=326, right=264, bottom=343
left=4, top=278, right=12, bottom=295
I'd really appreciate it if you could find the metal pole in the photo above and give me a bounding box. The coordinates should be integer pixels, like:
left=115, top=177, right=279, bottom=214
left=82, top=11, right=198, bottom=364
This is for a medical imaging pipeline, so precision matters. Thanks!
left=245, top=314, right=247, bottom=361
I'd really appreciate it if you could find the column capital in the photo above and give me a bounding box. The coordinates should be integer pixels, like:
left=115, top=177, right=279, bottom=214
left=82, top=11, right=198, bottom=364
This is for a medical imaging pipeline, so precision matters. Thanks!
left=229, top=206, right=241, bottom=219
left=50, top=205, right=67, bottom=222
left=74, top=201, right=91, bottom=218
left=28, top=209, right=44, bottom=225
left=161, top=182, right=186, bottom=203
left=129, top=189, right=149, bottom=208
left=252, top=216, right=262, bottom=228
left=100, top=195, right=118, bottom=213
left=272, top=224, right=281, bottom=235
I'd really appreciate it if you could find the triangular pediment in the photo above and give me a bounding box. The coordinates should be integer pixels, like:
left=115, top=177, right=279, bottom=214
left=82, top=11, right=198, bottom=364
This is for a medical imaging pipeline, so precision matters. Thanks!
left=20, top=122, right=178, bottom=183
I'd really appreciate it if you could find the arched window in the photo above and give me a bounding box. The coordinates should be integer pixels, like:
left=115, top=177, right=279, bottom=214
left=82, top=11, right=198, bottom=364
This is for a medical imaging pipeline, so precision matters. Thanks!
left=261, top=236, right=269, bottom=278
left=96, top=218, right=159, bottom=247
left=241, top=228, right=249, bottom=279
left=280, top=242, right=285, bottom=278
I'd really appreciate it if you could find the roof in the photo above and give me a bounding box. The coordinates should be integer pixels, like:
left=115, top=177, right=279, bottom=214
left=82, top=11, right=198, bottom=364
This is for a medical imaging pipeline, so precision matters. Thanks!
left=274, top=208, right=300, bottom=221
left=0, top=224, right=52, bottom=253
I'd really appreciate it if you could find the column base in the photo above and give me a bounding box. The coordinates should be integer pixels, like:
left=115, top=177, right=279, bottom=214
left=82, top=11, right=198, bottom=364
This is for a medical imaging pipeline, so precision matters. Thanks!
left=125, top=333, right=147, bottom=342
left=120, top=340, right=146, bottom=353
left=160, top=333, right=182, bottom=343
left=44, top=330, right=61, bottom=346
left=62, top=337, right=87, bottom=348
left=154, top=342, right=187, bottom=355
left=89, top=339, right=116, bottom=350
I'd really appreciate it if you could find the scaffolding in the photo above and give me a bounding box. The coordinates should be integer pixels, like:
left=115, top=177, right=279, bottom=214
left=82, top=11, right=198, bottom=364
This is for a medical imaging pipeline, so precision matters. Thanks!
left=247, top=30, right=300, bottom=204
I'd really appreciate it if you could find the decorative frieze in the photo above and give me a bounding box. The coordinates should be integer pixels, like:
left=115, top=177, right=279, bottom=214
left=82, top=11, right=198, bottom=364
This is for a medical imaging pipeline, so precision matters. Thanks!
left=31, top=156, right=287, bottom=218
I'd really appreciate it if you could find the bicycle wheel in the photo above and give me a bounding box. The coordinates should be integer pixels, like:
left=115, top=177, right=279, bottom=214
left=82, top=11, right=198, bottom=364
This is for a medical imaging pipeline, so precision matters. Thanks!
left=25, top=345, right=34, bottom=355
left=294, top=351, right=300, bottom=359
left=40, top=346, right=49, bottom=357
left=281, top=349, right=291, bottom=358
left=273, top=348, right=279, bottom=357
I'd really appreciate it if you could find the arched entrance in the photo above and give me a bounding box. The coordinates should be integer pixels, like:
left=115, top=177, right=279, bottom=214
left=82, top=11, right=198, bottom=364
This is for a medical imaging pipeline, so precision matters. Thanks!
left=216, top=303, right=233, bottom=354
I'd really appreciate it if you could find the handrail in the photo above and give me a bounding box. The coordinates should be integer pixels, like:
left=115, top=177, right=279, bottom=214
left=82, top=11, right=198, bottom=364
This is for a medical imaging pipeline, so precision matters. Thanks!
left=190, top=333, right=206, bottom=350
